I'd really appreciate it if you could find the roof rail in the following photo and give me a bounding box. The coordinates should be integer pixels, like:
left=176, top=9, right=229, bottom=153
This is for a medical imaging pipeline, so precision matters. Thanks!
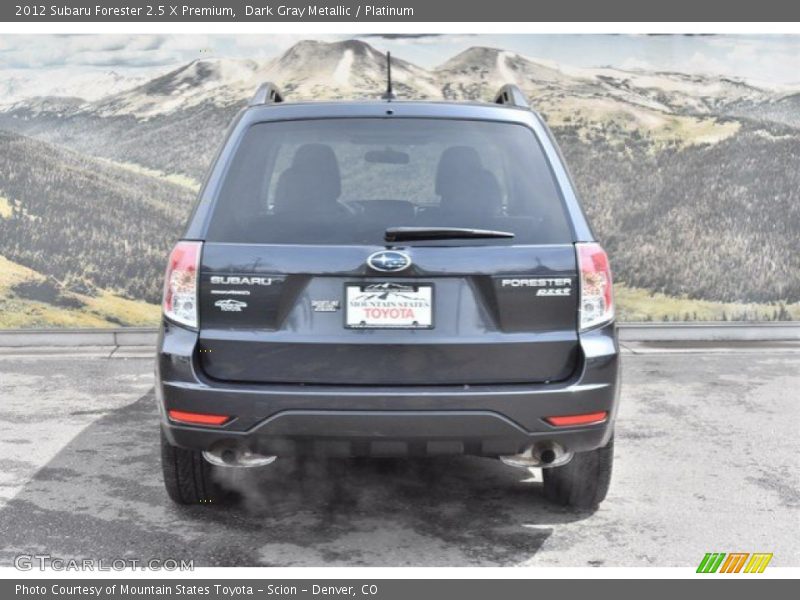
left=493, top=84, right=529, bottom=109
left=249, top=82, right=284, bottom=107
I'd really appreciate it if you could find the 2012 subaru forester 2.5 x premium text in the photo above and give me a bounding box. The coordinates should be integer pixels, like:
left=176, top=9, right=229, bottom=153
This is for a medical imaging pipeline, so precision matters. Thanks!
left=157, top=80, right=620, bottom=509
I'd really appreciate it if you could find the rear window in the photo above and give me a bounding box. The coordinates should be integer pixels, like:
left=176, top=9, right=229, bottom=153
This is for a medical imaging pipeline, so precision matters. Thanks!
left=207, top=118, right=572, bottom=245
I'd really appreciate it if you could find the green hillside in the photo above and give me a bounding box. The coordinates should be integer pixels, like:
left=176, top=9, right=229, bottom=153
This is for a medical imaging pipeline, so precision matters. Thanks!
left=0, top=254, right=159, bottom=328
left=0, top=130, right=196, bottom=305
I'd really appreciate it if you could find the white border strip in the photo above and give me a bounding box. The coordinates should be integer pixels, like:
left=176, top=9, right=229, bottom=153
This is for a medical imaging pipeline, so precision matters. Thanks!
left=1, top=22, right=800, bottom=34
left=1, top=566, right=799, bottom=579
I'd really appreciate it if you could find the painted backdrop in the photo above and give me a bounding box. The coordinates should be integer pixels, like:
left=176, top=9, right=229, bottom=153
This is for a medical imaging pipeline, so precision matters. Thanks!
left=0, top=34, right=798, bottom=327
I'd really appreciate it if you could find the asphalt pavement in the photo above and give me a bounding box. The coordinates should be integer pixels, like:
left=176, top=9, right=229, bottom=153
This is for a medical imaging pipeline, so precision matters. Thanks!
left=0, top=344, right=798, bottom=567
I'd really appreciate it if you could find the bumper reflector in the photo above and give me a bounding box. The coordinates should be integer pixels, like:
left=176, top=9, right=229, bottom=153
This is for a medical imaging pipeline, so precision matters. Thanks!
left=167, top=410, right=231, bottom=426
left=545, top=411, right=608, bottom=427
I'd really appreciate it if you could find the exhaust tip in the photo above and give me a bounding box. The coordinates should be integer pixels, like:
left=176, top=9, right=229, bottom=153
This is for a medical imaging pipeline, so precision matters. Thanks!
left=499, top=442, right=573, bottom=469
left=220, top=448, right=237, bottom=465
left=539, top=448, right=557, bottom=465
left=203, top=446, right=276, bottom=468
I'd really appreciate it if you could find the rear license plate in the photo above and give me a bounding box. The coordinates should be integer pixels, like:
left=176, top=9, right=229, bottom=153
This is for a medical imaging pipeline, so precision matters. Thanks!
left=345, top=283, right=433, bottom=329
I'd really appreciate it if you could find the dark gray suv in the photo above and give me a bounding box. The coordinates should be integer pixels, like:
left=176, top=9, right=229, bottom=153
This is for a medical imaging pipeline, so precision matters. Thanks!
left=157, top=83, right=620, bottom=509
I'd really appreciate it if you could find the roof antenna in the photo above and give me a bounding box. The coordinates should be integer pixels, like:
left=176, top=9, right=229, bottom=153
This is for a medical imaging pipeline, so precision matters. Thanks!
left=381, top=52, right=396, bottom=101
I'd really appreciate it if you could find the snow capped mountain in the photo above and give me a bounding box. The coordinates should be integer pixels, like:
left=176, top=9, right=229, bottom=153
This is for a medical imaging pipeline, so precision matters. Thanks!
left=139, top=58, right=263, bottom=98
left=90, top=57, right=267, bottom=117
left=2, top=95, right=85, bottom=119
left=267, top=40, right=439, bottom=100
left=436, top=46, right=576, bottom=100
left=88, top=40, right=439, bottom=118
left=0, top=67, right=167, bottom=109
left=2, top=38, right=799, bottom=133
left=579, top=68, right=771, bottom=114
left=434, top=46, right=680, bottom=120
left=434, top=46, right=772, bottom=114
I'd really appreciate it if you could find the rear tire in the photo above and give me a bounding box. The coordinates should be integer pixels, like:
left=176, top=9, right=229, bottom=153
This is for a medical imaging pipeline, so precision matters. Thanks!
left=542, top=435, right=613, bottom=509
left=160, top=430, right=225, bottom=505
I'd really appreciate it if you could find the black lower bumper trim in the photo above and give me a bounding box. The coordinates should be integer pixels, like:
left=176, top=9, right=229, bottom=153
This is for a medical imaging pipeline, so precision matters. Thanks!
left=162, top=409, right=612, bottom=457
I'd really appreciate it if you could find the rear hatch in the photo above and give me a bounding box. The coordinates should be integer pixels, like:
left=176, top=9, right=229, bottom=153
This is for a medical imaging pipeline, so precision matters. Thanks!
left=198, top=244, right=579, bottom=385
left=196, top=116, right=580, bottom=385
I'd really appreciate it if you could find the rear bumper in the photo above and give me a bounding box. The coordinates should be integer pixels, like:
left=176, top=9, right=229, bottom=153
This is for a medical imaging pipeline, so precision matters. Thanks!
left=156, top=322, right=620, bottom=457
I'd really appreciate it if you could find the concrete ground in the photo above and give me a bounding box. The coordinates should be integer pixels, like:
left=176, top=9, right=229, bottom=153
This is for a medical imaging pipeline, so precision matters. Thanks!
left=0, top=344, right=798, bottom=567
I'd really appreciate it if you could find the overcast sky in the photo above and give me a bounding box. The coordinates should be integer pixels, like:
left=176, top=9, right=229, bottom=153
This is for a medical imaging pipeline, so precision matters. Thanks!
left=1, top=34, right=799, bottom=85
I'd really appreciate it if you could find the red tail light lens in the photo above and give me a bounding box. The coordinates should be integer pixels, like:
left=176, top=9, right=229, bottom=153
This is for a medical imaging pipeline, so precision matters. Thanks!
left=577, top=242, right=614, bottom=331
left=545, top=411, right=608, bottom=427
left=163, top=241, right=201, bottom=329
left=168, top=410, right=230, bottom=426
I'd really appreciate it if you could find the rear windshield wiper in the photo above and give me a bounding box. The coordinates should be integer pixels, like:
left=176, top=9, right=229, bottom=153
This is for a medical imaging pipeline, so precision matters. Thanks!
left=384, top=227, right=515, bottom=242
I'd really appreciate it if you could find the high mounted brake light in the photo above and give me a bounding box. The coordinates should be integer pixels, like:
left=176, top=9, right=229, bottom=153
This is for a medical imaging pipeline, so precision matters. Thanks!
left=163, top=241, right=201, bottom=329
left=577, top=242, right=614, bottom=331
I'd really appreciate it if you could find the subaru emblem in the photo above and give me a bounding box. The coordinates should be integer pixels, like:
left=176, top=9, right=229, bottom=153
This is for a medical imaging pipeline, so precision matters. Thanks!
left=367, top=250, right=411, bottom=272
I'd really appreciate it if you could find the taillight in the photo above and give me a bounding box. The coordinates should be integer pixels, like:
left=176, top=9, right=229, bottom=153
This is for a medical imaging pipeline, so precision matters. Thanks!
left=163, top=241, right=201, bottom=329
left=577, top=242, right=614, bottom=331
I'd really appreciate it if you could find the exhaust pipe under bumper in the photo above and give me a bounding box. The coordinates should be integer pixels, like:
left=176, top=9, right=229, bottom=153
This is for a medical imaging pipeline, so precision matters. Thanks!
left=499, top=442, right=573, bottom=469
left=202, top=445, right=277, bottom=468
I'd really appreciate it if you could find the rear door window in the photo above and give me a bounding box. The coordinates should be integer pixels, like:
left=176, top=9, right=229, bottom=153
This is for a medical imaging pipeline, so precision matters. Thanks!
left=207, top=118, right=572, bottom=245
